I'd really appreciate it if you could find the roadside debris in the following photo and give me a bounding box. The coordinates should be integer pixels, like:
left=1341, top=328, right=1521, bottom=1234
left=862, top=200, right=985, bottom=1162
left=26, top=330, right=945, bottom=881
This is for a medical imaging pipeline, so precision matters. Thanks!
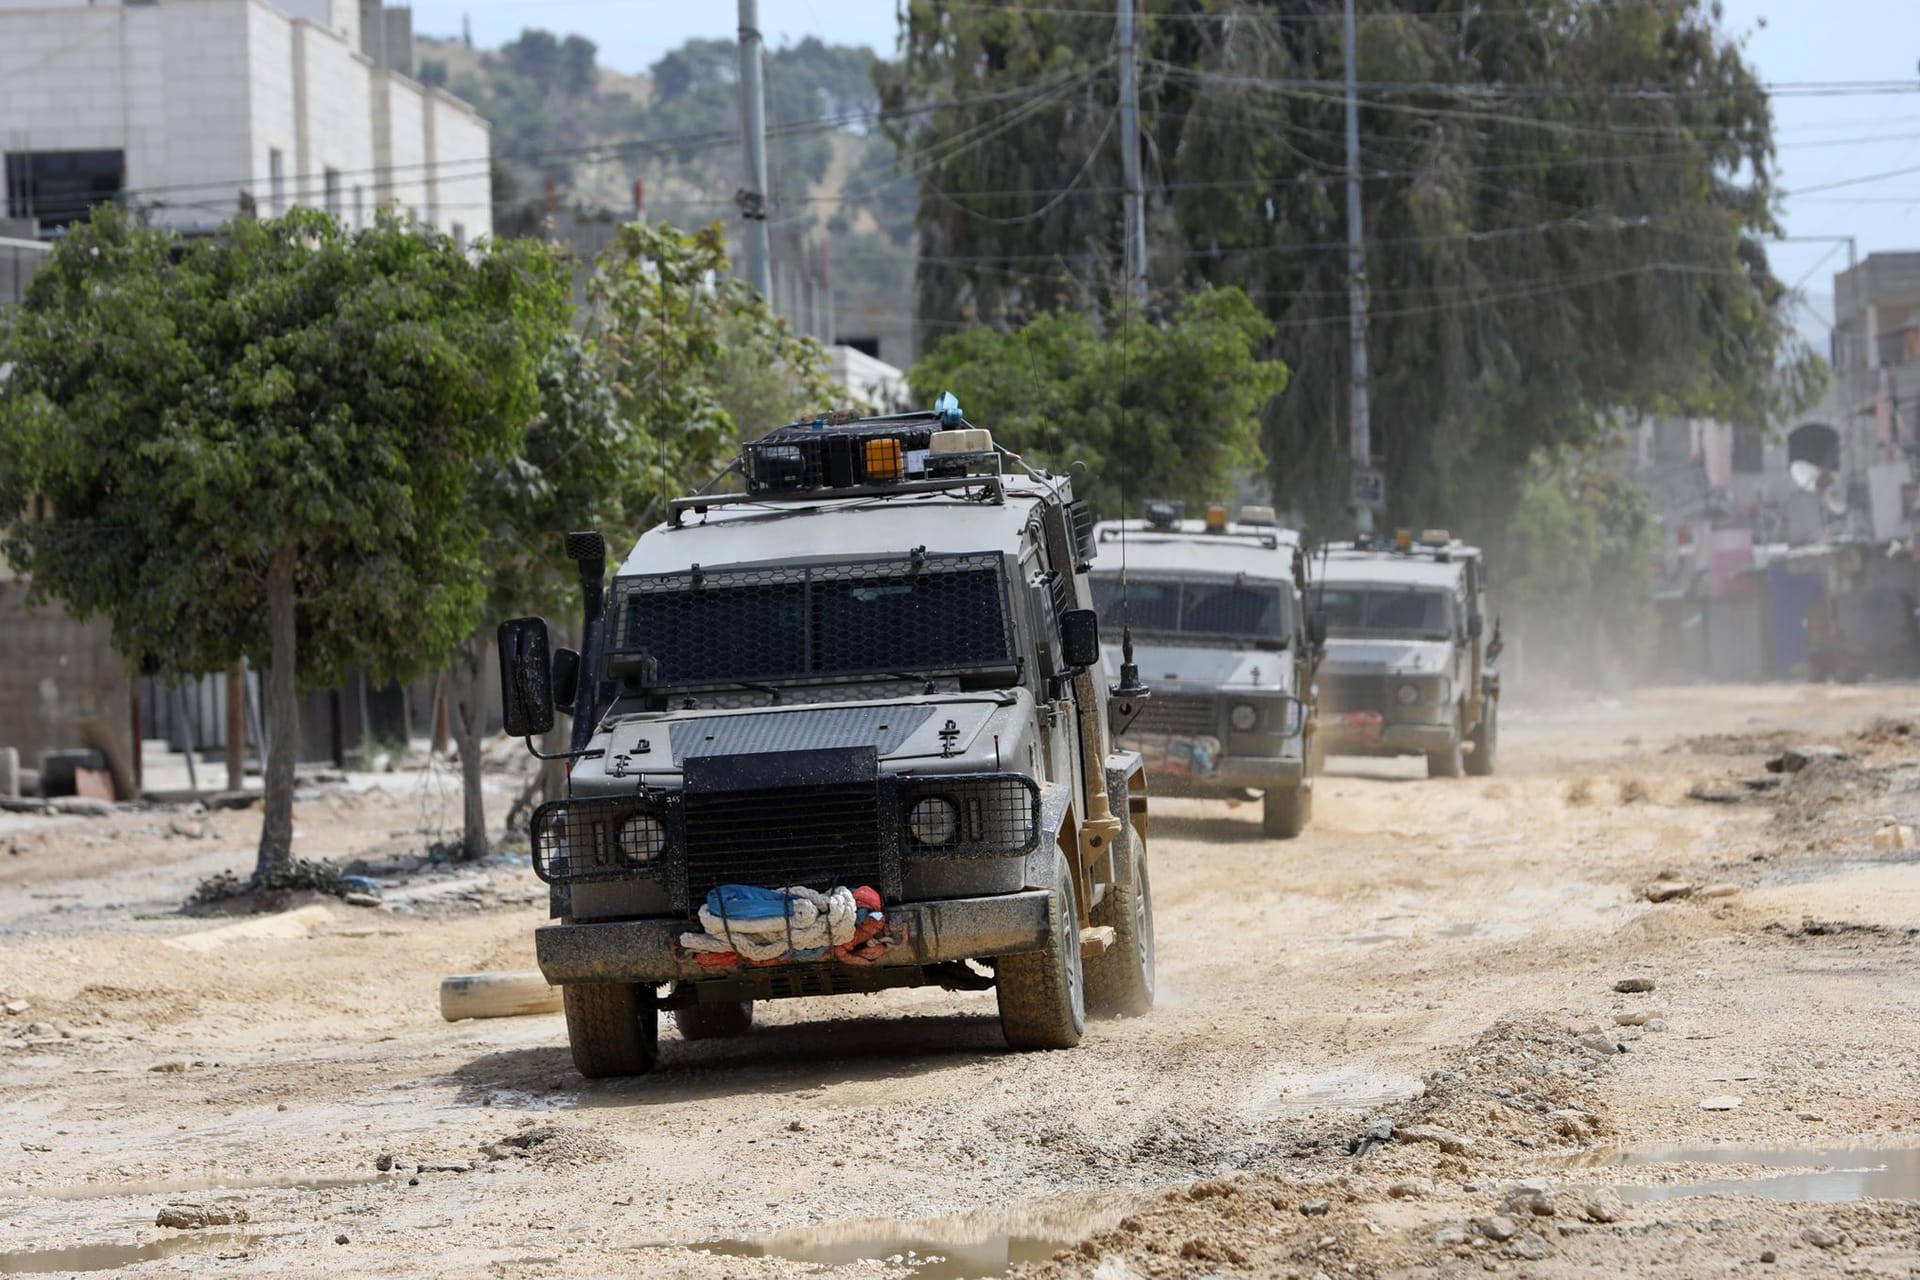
left=1697, top=1095, right=1743, bottom=1111
left=1871, top=823, right=1916, bottom=852
left=1642, top=879, right=1694, bottom=902
left=1613, top=977, right=1656, bottom=993
left=439, top=972, right=563, bottom=1022
left=156, top=1204, right=250, bottom=1229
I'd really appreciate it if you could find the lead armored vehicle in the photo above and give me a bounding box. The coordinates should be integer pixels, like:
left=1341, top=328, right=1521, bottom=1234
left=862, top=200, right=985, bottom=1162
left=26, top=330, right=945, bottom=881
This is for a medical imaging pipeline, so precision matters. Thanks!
left=496, top=403, right=1156, bottom=1077
left=1089, top=502, right=1323, bottom=837
left=1310, top=531, right=1501, bottom=778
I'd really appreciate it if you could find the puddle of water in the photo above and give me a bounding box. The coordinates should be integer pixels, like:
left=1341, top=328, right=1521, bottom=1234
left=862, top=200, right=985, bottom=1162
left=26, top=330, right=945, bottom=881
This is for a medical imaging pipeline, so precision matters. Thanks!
left=673, top=1192, right=1138, bottom=1280
left=32, top=1173, right=384, bottom=1201
left=1584, top=1146, right=1920, bottom=1203
left=0, top=1233, right=251, bottom=1275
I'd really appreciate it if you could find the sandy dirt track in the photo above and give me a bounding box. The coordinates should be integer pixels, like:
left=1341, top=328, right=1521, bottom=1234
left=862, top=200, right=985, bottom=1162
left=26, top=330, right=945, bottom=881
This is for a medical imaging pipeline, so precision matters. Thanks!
left=2, top=683, right=1917, bottom=1277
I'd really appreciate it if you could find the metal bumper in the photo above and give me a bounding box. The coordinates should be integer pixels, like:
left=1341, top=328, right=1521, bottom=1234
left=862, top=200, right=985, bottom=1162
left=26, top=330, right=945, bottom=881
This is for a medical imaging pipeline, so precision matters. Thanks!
left=536, top=890, right=1053, bottom=986
left=1320, top=714, right=1454, bottom=756
left=1150, top=755, right=1304, bottom=796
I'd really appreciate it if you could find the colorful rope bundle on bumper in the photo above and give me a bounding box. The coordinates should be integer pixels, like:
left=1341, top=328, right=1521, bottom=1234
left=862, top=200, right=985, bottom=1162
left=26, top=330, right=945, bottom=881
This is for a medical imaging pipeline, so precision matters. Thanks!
left=677, top=884, right=897, bottom=968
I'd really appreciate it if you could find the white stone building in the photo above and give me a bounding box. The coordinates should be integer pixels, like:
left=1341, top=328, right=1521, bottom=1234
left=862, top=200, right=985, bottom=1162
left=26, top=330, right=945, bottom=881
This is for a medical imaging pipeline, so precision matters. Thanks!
left=0, top=0, right=489, bottom=242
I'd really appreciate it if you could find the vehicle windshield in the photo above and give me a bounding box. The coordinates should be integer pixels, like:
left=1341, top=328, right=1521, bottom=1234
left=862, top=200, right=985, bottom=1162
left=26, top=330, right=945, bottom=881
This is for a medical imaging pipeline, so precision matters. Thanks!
left=609, top=553, right=1015, bottom=687
left=1090, top=575, right=1290, bottom=646
left=1316, top=583, right=1455, bottom=639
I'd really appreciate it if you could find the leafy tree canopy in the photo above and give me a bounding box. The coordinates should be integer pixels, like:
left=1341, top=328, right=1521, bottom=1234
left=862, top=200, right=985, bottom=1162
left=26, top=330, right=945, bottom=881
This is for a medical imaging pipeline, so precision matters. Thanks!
left=0, top=207, right=572, bottom=875
left=882, top=0, right=1819, bottom=532
left=909, top=287, right=1287, bottom=514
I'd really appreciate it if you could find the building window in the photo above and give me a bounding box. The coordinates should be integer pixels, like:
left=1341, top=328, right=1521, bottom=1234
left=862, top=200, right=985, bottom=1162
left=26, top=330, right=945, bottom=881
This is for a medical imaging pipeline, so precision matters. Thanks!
left=1787, top=422, right=1841, bottom=473
left=353, top=185, right=365, bottom=229
left=323, top=168, right=342, bottom=218
left=4, top=150, right=125, bottom=228
left=1731, top=428, right=1764, bottom=475
left=450, top=222, right=466, bottom=251
left=269, top=149, right=285, bottom=216
left=1652, top=417, right=1693, bottom=463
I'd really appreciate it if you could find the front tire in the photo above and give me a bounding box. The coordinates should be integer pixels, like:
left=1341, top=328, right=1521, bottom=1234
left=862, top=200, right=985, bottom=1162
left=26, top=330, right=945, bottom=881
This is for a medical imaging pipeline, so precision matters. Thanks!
left=996, top=850, right=1086, bottom=1050
left=1087, top=832, right=1155, bottom=1017
left=672, top=997, right=755, bottom=1041
left=562, top=982, right=658, bottom=1078
left=1427, top=710, right=1467, bottom=779
left=1262, top=783, right=1310, bottom=838
left=1466, top=700, right=1499, bottom=777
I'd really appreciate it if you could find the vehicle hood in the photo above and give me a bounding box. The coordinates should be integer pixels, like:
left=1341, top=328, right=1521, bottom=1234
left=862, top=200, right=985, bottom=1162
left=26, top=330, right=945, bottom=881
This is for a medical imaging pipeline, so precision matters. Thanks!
left=1100, top=641, right=1289, bottom=692
left=1318, top=638, right=1452, bottom=677
left=569, top=691, right=1029, bottom=789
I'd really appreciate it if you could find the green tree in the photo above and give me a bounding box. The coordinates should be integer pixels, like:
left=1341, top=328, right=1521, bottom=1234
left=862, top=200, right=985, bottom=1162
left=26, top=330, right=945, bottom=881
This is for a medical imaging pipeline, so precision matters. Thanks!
left=0, top=207, right=571, bottom=882
left=881, top=0, right=1819, bottom=535
left=909, top=287, right=1287, bottom=515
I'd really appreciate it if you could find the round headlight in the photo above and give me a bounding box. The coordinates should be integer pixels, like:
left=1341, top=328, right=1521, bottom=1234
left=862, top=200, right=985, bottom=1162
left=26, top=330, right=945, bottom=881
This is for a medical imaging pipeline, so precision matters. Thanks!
left=1395, top=683, right=1421, bottom=705
left=616, top=813, right=664, bottom=864
left=1229, top=702, right=1260, bottom=731
left=908, top=797, right=961, bottom=847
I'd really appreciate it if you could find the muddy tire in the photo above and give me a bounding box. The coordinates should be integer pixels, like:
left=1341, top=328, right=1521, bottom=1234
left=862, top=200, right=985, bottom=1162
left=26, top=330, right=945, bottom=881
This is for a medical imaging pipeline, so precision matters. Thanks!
left=1087, top=833, right=1155, bottom=1017
left=562, top=983, right=658, bottom=1078
left=1427, top=711, right=1467, bottom=779
left=1466, top=701, right=1499, bottom=777
left=996, top=851, right=1086, bottom=1050
left=1262, top=783, right=1310, bottom=838
left=438, top=971, right=562, bottom=1022
left=671, top=998, right=755, bottom=1041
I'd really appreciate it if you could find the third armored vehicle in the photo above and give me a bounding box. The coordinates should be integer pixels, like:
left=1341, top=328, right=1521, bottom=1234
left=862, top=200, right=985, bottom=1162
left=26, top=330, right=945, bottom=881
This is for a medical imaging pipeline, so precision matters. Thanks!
left=496, top=402, right=1155, bottom=1077
left=1310, top=531, right=1501, bottom=778
left=1090, top=502, right=1322, bottom=837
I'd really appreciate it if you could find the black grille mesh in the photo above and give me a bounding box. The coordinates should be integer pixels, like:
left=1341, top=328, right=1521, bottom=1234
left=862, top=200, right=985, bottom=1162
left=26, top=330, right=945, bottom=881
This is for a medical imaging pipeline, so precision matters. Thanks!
left=1123, top=694, right=1219, bottom=738
left=608, top=554, right=1014, bottom=688
left=1319, top=675, right=1395, bottom=714
left=680, top=782, right=885, bottom=912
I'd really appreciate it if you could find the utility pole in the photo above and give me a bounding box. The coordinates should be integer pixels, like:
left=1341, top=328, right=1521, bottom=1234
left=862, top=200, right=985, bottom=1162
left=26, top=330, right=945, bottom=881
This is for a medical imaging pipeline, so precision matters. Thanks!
left=1342, top=0, right=1374, bottom=533
left=1118, top=0, right=1147, bottom=306
left=737, top=0, right=773, bottom=301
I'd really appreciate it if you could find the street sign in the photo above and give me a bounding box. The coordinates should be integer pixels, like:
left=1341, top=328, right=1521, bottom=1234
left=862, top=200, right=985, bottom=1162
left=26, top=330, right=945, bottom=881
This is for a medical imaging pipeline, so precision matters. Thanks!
left=1349, top=465, right=1386, bottom=512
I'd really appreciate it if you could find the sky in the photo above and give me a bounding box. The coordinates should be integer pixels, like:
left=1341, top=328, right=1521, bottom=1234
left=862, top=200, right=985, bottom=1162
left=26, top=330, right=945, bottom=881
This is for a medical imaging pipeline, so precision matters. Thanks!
left=412, top=0, right=1918, bottom=329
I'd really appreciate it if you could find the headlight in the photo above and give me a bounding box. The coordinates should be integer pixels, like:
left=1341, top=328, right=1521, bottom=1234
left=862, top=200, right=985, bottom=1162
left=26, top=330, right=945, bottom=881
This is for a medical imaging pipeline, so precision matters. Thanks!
left=1229, top=703, right=1260, bottom=731
left=615, top=813, right=664, bottom=864
left=908, top=797, right=961, bottom=847
left=1395, top=683, right=1421, bottom=705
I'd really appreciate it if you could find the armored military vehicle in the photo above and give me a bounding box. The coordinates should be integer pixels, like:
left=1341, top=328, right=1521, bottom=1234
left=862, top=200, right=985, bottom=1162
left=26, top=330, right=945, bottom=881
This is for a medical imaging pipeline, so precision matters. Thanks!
left=1089, top=502, right=1322, bottom=837
left=496, top=402, right=1156, bottom=1077
left=1310, top=531, right=1501, bottom=778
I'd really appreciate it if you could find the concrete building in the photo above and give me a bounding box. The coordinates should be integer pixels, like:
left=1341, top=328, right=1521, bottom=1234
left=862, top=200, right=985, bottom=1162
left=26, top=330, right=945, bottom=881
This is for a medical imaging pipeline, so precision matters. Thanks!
left=1628, top=252, right=1920, bottom=682
left=0, top=0, right=489, bottom=241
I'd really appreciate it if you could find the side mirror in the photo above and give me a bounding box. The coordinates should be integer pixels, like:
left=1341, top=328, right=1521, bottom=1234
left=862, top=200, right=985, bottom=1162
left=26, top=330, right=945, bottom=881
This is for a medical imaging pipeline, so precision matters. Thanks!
left=550, top=647, right=582, bottom=712
left=1307, top=612, right=1329, bottom=648
left=1468, top=612, right=1485, bottom=639
left=1060, top=608, right=1100, bottom=671
left=498, top=616, right=556, bottom=738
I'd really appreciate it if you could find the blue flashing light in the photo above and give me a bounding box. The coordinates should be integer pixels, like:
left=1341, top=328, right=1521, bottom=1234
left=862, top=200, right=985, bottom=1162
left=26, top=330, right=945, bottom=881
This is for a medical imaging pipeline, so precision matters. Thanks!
left=934, top=391, right=964, bottom=428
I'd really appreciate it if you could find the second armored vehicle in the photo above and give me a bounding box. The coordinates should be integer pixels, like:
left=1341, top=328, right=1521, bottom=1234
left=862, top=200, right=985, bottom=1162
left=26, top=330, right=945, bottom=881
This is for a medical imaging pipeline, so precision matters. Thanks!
left=1090, top=502, right=1322, bottom=837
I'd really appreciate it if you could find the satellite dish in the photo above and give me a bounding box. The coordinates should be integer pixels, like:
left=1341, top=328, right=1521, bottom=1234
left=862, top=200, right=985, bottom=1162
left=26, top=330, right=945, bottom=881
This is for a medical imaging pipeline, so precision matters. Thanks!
left=1789, top=459, right=1823, bottom=492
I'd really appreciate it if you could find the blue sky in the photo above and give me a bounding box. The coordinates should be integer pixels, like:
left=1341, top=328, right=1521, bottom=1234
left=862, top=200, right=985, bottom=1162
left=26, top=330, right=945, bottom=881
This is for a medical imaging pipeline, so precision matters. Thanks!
left=415, top=0, right=1916, bottom=324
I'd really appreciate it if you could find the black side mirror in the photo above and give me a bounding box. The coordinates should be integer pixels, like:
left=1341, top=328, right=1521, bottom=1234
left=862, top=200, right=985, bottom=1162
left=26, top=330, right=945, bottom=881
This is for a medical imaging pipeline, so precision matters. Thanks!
left=550, top=647, right=582, bottom=712
left=1060, top=608, right=1100, bottom=671
left=1307, top=612, right=1329, bottom=648
left=1468, top=612, right=1485, bottom=639
left=498, top=616, right=556, bottom=738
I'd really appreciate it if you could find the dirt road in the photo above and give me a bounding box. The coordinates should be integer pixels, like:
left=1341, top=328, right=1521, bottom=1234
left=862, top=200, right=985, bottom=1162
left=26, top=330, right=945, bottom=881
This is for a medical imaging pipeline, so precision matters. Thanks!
left=2, top=683, right=1917, bottom=1277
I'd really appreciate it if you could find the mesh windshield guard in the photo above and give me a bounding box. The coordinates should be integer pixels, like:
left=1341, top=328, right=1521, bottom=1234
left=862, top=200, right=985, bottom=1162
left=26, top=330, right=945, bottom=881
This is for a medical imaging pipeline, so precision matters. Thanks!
left=606, top=552, right=1018, bottom=689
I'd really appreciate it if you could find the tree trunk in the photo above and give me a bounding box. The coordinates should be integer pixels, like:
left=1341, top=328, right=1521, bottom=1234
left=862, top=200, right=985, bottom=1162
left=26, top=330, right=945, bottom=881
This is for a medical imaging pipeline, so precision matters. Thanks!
left=256, top=546, right=299, bottom=881
left=430, top=672, right=452, bottom=756
left=449, top=643, right=488, bottom=861
left=225, top=662, right=246, bottom=792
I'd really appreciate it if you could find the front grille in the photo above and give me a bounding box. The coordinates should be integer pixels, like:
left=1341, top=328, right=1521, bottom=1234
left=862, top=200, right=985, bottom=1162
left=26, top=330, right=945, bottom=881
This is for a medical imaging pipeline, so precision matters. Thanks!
left=680, top=783, right=885, bottom=912
left=1320, top=675, right=1394, bottom=715
left=1124, top=694, right=1219, bottom=739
